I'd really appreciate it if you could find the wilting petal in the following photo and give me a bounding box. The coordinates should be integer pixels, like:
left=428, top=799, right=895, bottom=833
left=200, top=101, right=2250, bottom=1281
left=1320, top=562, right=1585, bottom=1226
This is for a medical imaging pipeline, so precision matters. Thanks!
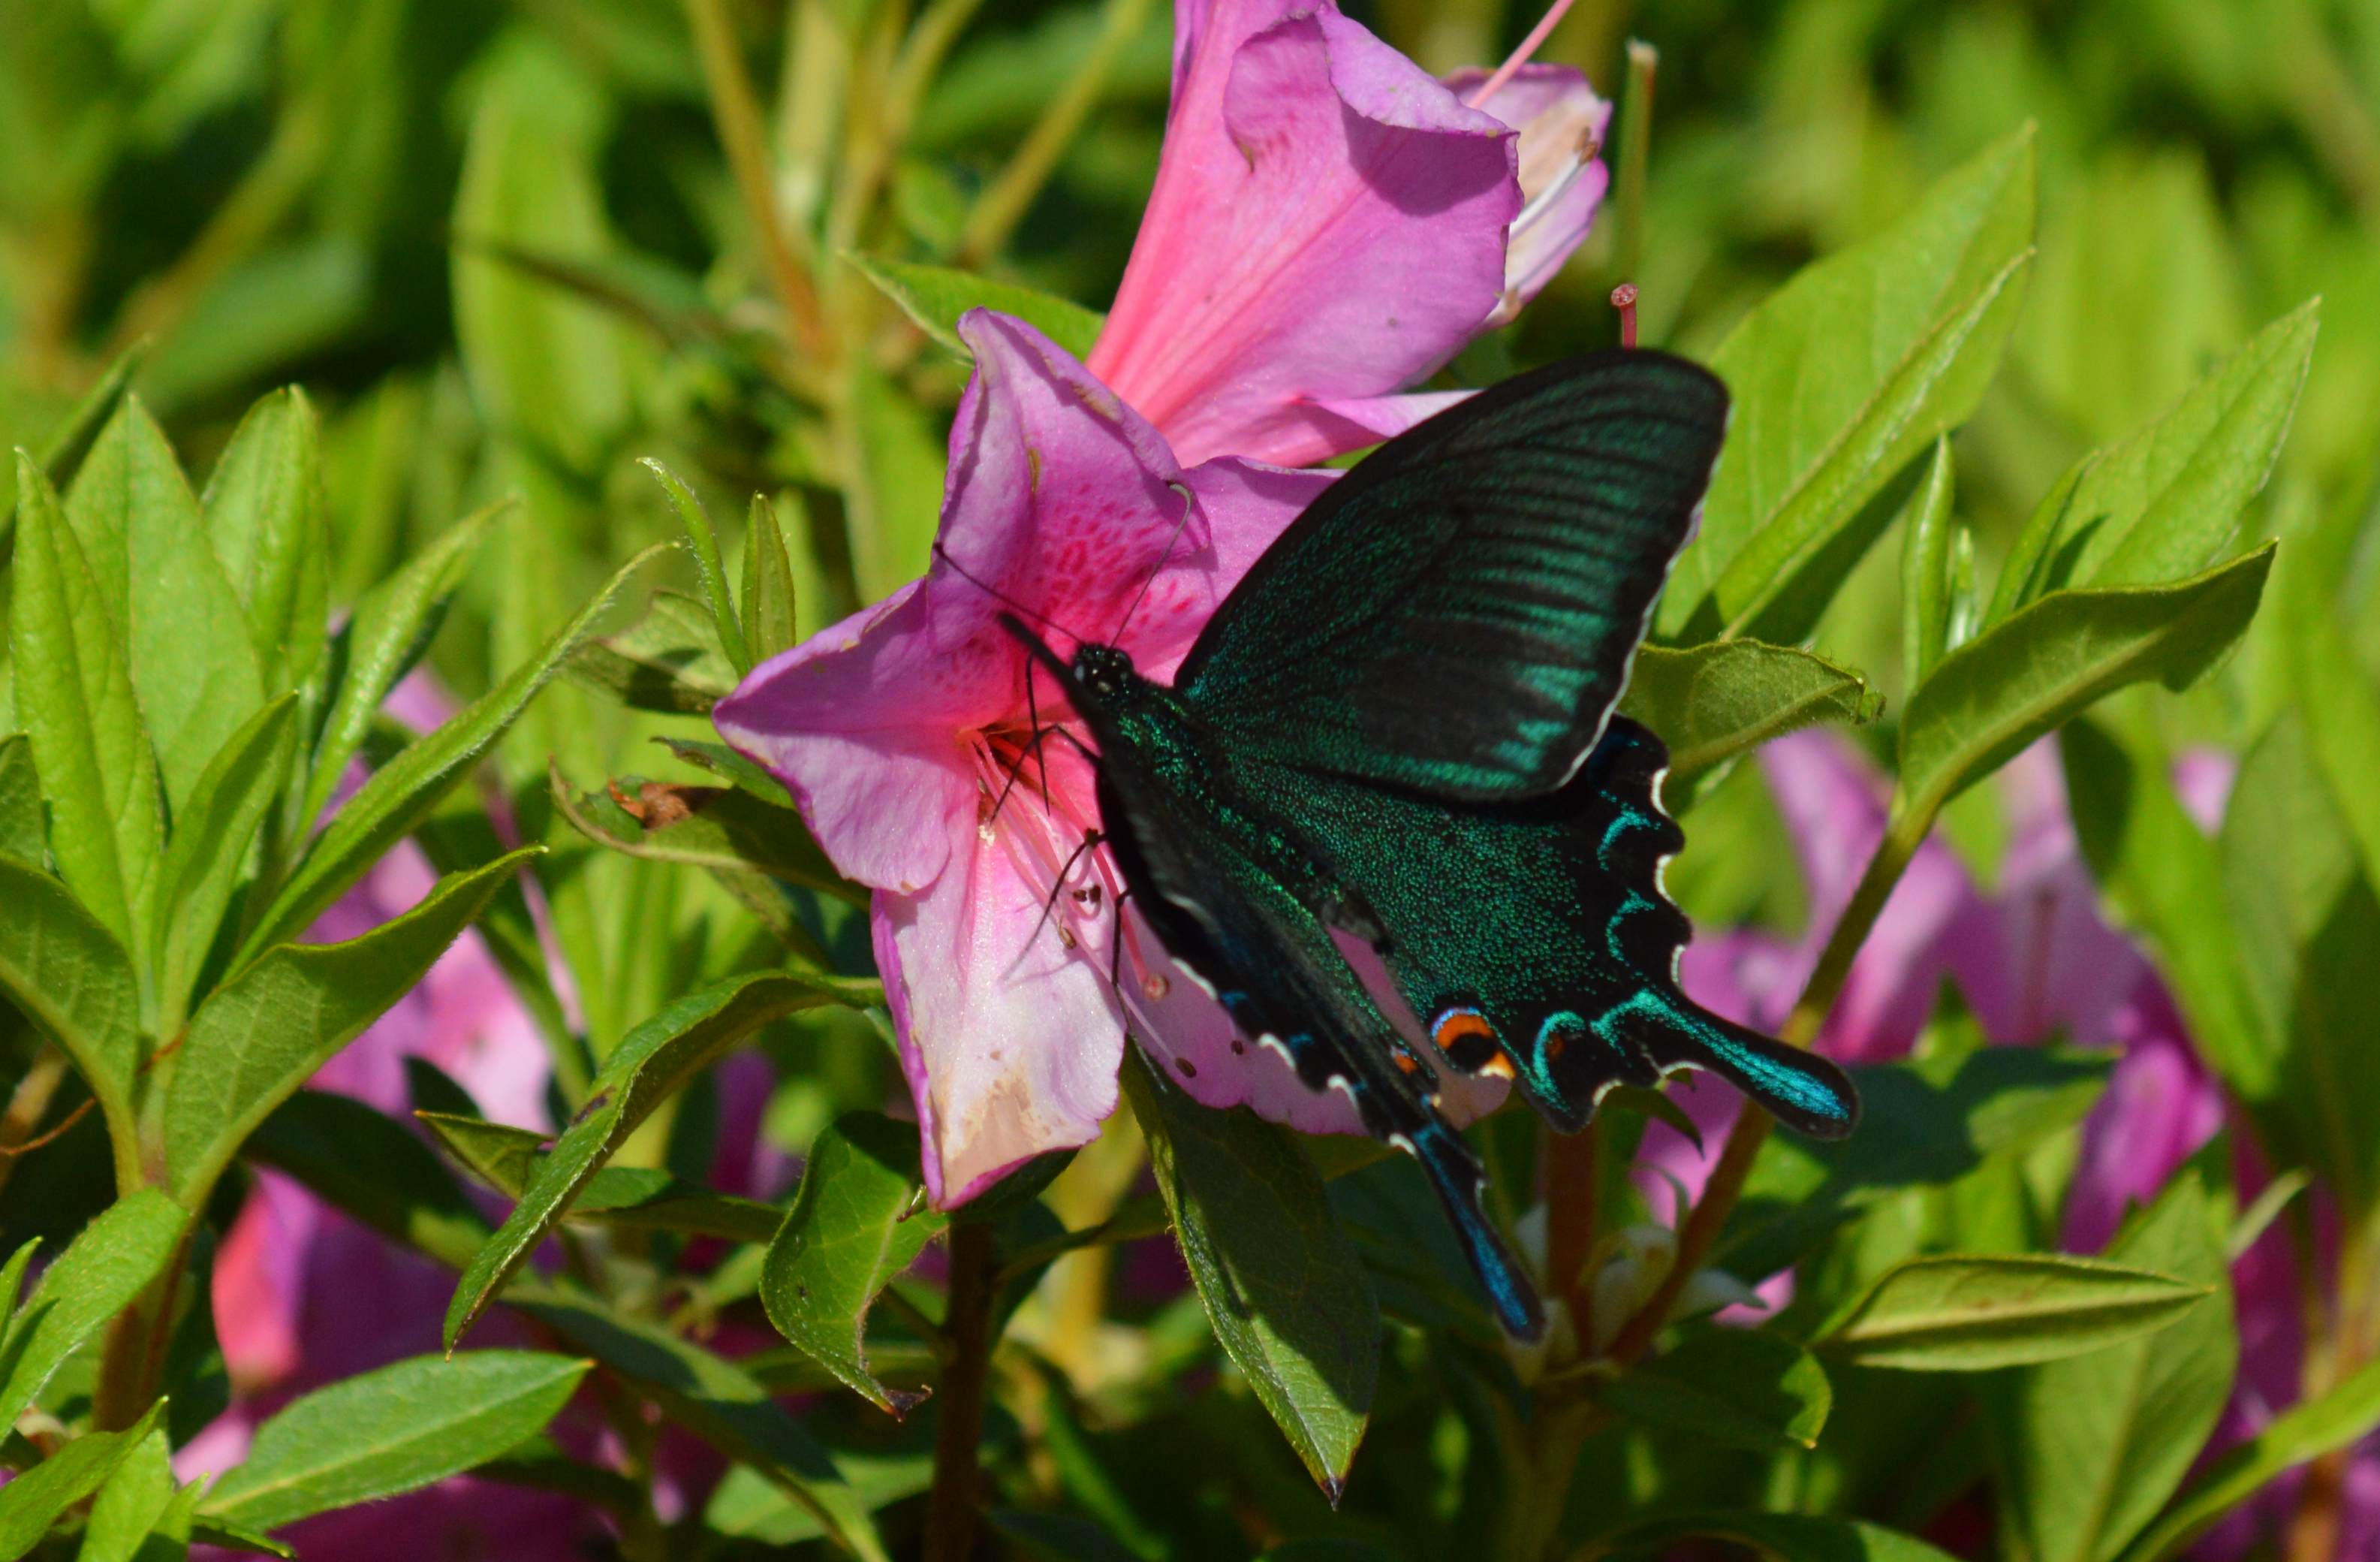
left=878, top=831, right=1132, bottom=1208
left=1092, top=0, right=1517, bottom=468
left=1445, top=64, right=1611, bottom=308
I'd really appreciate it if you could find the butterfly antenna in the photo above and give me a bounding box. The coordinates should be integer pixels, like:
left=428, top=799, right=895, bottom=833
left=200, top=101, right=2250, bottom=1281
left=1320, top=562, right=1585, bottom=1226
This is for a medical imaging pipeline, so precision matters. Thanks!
left=1107, top=481, right=1200, bottom=644
left=1024, top=828, right=1105, bottom=948
left=984, top=661, right=1059, bottom=827
left=932, top=541, right=1089, bottom=647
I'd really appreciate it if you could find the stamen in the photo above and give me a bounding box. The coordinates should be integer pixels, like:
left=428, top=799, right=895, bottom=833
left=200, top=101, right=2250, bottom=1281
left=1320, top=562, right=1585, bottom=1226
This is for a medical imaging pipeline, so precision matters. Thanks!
left=1611, top=283, right=1638, bottom=348
left=1463, top=0, right=1580, bottom=110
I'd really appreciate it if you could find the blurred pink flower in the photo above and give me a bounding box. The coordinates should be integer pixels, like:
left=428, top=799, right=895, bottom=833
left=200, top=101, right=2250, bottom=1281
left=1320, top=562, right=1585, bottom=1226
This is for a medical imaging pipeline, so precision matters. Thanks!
left=1088, top=0, right=1608, bottom=469
left=720, top=310, right=1509, bottom=1205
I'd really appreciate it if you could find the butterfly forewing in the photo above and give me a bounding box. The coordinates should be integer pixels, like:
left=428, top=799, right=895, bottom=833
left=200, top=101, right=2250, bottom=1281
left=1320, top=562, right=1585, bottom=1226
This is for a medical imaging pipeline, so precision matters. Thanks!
left=1176, top=350, right=1729, bottom=801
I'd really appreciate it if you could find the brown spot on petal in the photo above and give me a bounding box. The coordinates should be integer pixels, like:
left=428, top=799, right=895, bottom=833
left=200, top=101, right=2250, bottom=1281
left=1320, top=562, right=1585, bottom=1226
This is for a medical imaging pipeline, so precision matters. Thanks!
left=1176, top=1058, right=1198, bottom=1079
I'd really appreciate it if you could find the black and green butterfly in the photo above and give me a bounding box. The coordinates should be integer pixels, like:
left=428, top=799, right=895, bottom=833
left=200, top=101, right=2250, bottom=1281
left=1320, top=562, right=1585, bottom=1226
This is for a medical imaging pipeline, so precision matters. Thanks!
left=1005, top=348, right=1859, bottom=1340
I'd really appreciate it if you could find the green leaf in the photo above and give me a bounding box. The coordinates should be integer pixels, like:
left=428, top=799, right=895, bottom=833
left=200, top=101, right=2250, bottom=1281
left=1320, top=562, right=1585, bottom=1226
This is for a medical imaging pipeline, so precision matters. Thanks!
left=508, top=1288, right=890, bottom=1562
left=741, top=493, right=800, bottom=665
left=66, top=399, right=266, bottom=810
left=0, top=1242, right=38, bottom=1330
left=2219, top=714, right=2380, bottom=1211
left=184, top=1517, right=294, bottom=1559
left=247, top=1091, right=490, bottom=1272
left=1991, top=300, right=2318, bottom=619
left=1899, top=436, right=1957, bottom=687
left=761, top=1112, right=947, bottom=1416
left=2117, top=1355, right=2380, bottom=1562
left=2279, top=537, right=2380, bottom=923
left=0, top=736, right=41, bottom=865
left=163, top=849, right=538, bottom=1202
left=1987, top=1175, right=2234, bottom=1562
left=1621, top=641, right=1881, bottom=786
left=1122, top=1053, right=1377, bottom=1497
left=444, top=970, right=866, bottom=1347
left=8, top=454, right=163, bottom=965
left=2062, top=719, right=2273, bottom=1102
left=201, top=387, right=331, bottom=694
left=0, top=1192, right=185, bottom=1431
left=300, top=502, right=502, bottom=831
left=1596, top=1326, right=1832, bottom=1450
left=1591, top=1512, right=1960, bottom=1562
left=0, top=858, right=142, bottom=1157
left=237, top=543, right=663, bottom=962
left=565, top=589, right=736, bottom=716
left=32, top=341, right=146, bottom=495
left=845, top=252, right=1105, bottom=362
left=550, top=767, right=854, bottom=901
left=640, top=460, right=751, bottom=676
left=1814, top=1253, right=2210, bottom=1371
left=415, top=1111, right=782, bottom=1244
left=151, top=694, right=301, bottom=1027
left=0, top=1404, right=162, bottom=1562
left=1896, top=546, right=2273, bottom=820
left=200, top=1352, right=590, bottom=1532
left=75, top=1428, right=179, bottom=1562
left=1661, top=127, right=2035, bottom=641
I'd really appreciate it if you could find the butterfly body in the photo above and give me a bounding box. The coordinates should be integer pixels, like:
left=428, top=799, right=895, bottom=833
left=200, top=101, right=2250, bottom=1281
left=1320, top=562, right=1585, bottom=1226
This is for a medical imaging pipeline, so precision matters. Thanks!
left=1010, top=349, right=1860, bottom=1339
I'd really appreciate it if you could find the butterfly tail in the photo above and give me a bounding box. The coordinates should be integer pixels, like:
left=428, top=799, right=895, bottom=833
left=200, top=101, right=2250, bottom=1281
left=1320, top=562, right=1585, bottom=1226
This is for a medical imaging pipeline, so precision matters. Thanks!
left=1630, top=995, right=1860, bottom=1140
left=1405, top=1120, right=1547, bottom=1340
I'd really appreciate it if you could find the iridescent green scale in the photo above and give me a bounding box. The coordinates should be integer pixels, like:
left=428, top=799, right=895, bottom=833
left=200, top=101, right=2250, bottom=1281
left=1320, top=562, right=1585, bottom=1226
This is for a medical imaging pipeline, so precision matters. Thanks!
left=1013, top=349, right=1860, bottom=1340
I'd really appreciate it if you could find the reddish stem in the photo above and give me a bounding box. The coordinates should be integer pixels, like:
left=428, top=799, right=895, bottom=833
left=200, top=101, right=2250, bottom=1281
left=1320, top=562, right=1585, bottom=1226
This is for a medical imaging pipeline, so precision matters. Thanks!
left=1611, top=284, right=1639, bottom=348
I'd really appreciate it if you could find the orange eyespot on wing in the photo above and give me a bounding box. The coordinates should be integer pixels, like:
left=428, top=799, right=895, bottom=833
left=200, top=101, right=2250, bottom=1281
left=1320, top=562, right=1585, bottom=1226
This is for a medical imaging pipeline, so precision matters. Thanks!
left=1432, top=1006, right=1507, bottom=1073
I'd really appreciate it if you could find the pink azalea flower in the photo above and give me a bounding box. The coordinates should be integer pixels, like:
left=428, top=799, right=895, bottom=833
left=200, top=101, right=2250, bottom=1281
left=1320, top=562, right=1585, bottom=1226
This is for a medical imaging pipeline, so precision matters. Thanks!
left=717, top=309, right=1508, bottom=1206
left=1086, top=0, right=1609, bottom=469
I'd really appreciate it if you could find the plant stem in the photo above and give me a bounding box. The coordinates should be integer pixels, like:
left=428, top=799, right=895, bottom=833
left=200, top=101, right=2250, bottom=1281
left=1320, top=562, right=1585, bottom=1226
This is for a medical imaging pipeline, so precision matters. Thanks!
left=685, top=0, right=831, bottom=367
left=1606, top=800, right=1927, bottom=1364
left=955, top=0, right=1155, bottom=267
left=923, top=1221, right=999, bottom=1562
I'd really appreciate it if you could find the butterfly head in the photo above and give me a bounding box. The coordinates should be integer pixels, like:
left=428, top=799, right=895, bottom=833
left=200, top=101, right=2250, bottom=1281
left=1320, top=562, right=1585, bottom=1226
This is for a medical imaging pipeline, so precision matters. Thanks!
left=1070, top=641, right=1137, bottom=702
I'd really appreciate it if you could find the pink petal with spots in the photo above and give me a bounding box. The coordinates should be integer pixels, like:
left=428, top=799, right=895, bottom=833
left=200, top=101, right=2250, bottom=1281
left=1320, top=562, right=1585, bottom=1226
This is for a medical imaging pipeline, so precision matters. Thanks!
left=1091, top=0, right=1518, bottom=468
left=1445, top=64, right=1611, bottom=304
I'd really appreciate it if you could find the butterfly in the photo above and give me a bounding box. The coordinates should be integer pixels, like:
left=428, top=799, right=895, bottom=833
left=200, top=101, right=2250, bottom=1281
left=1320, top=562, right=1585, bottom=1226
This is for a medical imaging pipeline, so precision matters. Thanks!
left=1002, top=348, right=1859, bottom=1340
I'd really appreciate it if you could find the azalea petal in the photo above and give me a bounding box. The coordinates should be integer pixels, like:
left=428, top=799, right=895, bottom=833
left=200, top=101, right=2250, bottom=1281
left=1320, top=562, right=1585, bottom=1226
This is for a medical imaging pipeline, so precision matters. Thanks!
left=1446, top=65, right=1611, bottom=307
left=1130, top=455, right=1335, bottom=680
left=1300, top=390, right=1475, bottom=453
left=1092, top=0, right=1518, bottom=468
left=876, top=833, right=1131, bottom=1208
left=2062, top=991, right=2223, bottom=1252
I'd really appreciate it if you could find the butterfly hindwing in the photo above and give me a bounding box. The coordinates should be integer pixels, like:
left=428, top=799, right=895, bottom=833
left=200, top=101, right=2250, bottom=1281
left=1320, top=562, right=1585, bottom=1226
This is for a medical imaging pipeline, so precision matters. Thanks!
left=1089, top=756, right=1548, bottom=1340
left=1240, top=718, right=1859, bottom=1139
left=1176, top=350, right=1728, bottom=801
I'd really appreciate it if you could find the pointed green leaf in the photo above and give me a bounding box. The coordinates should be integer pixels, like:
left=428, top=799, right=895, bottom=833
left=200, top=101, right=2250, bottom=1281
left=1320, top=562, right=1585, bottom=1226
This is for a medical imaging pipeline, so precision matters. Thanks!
left=742, top=493, right=800, bottom=665
left=152, top=694, right=301, bottom=1027
left=0, top=1405, right=162, bottom=1562
left=508, top=1288, right=890, bottom=1562
left=416, top=1111, right=780, bottom=1244
left=565, top=589, right=736, bottom=716
left=74, top=1428, right=175, bottom=1562
left=0, top=1193, right=185, bottom=1431
left=185, top=1517, right=294, bottom=1559
left=164, top=849, right=539, bottom=1202
left=1122, top=1053, right=1377, bottom=1497
left=202, top=388, right=332, bottom=693
left=32, top=340, right=146, bottom=494
left=1993, top=301, right=2318, bottom=620
left=640, top=460, right=750, bottom=675
left=2117, top=1355, right=2380, bottom=1562
left=0, top=736, right=41, bottom=865
left=1899, top=436, right=1957, bottom=686
left=248, top=1091, right=490, bottom=1272
left=1989, top=1175, right=2234, bottom=1562
left=0, top=858, right=141, bottom=1158
left=238, top=544, right=663, bottom=962
left=1598, top=1326, right=1833, bottom=1450
left=1661, top=127, right=2035, bottom=639
left=8, top=454, right=162, bottom=963
left=67, top=399, right=265, bottom=809
left=444, top=970, right=867, bottom=1347
left=302, top=504, right=502, bottom=831
left=1621, top=641, right=1881, bottom=786
left=1897, top=546, right=2272, bottom=820
left=845, top=252, right=1105, bottom=362
left=1815, top=1253, right=2210, bottom=1371
left=200, top=1352, right=589, bottom=1532
left=2279, top=544, right=2380, bottom=919
left=761, top=1112, right=946, bottom=1416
